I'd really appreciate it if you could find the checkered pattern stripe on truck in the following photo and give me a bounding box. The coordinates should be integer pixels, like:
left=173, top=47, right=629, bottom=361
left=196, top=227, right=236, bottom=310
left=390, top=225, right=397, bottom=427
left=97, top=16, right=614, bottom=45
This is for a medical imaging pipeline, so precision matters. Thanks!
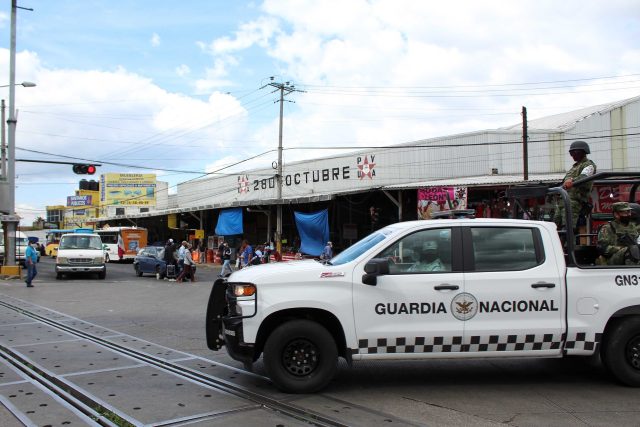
left=353, top=332, right=601, bottom=354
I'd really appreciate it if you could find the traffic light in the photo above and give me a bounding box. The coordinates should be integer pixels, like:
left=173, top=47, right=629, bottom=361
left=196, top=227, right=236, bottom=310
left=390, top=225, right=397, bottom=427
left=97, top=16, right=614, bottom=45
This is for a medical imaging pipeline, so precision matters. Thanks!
left=72, top=164, right=97, bottom=175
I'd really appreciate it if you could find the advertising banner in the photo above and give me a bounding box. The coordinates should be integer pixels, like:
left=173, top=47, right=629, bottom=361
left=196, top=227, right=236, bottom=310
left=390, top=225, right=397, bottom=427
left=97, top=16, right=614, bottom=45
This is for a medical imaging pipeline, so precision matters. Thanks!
left=417, top=187, right=468, bottom=219
left=67, top=195, right=92, bottom=207
left=101, top=173, right=156, bottom=206
left=592, top=184, right=632, bottom=214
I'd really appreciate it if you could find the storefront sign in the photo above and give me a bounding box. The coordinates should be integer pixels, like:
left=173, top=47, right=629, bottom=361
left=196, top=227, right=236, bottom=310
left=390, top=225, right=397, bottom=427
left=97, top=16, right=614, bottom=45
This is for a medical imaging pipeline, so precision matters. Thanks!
left=101, top=173, right=156, bottom=206
left=417, top=187, right=468, bottom=219
left=67, top=195, right=92, bottom=207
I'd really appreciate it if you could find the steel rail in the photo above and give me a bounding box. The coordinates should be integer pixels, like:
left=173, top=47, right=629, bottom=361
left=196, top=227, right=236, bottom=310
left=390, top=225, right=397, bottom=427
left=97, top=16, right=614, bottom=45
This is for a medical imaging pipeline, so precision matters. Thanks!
left=0, top=299, right=351, bottom=427
left=0, top=346, right=120, bottom=426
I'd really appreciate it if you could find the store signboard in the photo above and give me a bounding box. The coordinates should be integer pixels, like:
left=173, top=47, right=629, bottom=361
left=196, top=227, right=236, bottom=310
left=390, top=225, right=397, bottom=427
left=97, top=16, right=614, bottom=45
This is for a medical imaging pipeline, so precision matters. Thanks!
left=417, top=186, right=468, bottom=219
left=100, top=173, right=156, bottom=206
left=67, top=195, right=92, bottom=207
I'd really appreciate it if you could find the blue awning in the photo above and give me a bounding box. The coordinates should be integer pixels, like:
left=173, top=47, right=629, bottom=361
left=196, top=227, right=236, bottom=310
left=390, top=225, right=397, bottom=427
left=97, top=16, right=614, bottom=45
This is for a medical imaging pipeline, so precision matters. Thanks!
left=215, top=208, right=243, bottom=236
left=294, top=209, right=329, bottom=256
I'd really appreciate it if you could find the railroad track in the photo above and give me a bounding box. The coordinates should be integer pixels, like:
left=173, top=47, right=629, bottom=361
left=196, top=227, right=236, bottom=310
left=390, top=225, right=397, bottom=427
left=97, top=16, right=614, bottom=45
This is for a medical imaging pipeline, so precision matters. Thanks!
left=0, top=297, right=363, bottom=427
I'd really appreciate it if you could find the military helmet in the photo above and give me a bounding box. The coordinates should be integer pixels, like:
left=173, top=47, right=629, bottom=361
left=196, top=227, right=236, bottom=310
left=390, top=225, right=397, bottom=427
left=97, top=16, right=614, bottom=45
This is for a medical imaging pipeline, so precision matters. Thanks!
left=612, top=202, right=631, bottom=213
left=569, top=140, right=590, bottom=154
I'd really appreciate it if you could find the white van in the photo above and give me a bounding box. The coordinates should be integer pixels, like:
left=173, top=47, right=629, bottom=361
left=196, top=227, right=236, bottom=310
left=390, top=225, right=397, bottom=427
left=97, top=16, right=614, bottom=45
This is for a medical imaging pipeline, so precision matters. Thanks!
left=0, top=230, right=30, bottom=265
left=55, top=233, right=106, bottom=279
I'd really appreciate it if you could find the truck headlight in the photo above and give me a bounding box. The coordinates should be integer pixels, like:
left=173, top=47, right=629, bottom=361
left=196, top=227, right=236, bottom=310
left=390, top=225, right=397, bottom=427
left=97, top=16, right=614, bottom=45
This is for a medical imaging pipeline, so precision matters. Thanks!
left=233, top=284, right=256, bottom=297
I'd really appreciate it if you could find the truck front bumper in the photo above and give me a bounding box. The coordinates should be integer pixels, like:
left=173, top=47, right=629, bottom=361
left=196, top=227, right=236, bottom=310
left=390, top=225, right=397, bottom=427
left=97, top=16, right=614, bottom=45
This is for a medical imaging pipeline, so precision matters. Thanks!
left=205, top=278, right=255, bottom=365
left=56, top=265, right=105, bottom=273
left=222, top=316, right=255, bottom=364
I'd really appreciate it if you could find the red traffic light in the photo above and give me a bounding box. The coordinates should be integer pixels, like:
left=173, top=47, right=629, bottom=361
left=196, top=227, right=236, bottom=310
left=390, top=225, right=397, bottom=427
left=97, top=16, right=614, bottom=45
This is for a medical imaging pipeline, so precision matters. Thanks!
left=72, top=164, right=97, bottom=175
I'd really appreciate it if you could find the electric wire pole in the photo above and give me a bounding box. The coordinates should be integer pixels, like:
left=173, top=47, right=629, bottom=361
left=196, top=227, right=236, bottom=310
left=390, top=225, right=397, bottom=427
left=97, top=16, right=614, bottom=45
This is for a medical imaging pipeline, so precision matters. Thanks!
left=263, top=78, right=303, bottom=254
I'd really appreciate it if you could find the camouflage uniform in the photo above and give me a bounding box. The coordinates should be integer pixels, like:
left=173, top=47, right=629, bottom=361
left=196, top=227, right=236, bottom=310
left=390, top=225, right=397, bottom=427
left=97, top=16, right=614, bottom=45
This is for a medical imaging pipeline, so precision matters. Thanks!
left=554, top=157, right=596, bottom=229
left=597, top=202, right=640, bottom=266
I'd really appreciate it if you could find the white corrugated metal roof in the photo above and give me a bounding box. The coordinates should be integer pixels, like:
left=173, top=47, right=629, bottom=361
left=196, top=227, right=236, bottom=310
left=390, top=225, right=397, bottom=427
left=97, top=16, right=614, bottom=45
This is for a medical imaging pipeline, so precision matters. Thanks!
left=384, top=173, right=565, bottom=190
left=500, top=94, right=640, bottom=132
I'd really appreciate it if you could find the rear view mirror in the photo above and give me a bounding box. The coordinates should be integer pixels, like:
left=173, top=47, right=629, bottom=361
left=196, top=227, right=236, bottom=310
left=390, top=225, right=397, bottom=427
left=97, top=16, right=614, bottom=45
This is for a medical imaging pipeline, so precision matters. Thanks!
left=362, top=258, right=390, bottom=286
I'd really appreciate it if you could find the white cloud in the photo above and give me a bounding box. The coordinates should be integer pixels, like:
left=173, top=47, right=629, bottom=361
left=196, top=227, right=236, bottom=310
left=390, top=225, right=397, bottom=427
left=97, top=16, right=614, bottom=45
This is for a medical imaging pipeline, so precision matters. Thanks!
left=194, top=57, right=237, bottom=93
left=150, top=32, right=161, bottom=47
left=0, top=48, right=253, bottom=226
left=207, top=16, right=280, bottom=54
left=176, top=64, right=190, bottom=77
left=5, top=1, right=640, bottom=225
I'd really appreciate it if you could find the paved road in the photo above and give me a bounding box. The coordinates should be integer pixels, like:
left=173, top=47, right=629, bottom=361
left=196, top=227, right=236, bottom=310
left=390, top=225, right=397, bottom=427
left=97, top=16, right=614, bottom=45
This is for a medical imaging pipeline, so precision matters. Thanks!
left=2, top=257, right=640, bottom=426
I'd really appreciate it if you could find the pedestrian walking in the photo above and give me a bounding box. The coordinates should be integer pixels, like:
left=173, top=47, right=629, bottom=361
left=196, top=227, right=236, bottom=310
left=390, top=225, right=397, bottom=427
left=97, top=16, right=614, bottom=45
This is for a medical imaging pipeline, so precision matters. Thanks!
left=25, top=242, right=38, bottom=287
left=176, top=244, right=196, bottom=282
left=219, top=242, right=233, bottom=277
left=177, top=241, right=187, bottom=275
left=198, top=240, right=206, bottom=264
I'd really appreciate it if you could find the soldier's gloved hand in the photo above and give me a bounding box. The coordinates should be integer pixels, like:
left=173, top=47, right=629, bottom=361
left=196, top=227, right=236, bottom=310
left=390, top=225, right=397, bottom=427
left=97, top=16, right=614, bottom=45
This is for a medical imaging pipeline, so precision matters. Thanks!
left=628, top=245, right=640, bottom=261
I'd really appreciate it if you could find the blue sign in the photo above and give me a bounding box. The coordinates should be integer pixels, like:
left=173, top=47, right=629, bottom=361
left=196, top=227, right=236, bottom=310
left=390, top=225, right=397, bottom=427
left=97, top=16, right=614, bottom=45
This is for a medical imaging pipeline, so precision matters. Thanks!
left=67, top=195, right=92, bottom=207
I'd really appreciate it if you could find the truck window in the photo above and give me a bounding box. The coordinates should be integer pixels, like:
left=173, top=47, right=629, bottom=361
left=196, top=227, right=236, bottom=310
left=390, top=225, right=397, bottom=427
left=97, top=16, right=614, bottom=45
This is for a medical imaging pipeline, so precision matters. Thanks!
left=60, top=235, right=103, bottom=250
left=470, top=227, right=542, bottom=271
left=376, top=228, right=452, bottom=274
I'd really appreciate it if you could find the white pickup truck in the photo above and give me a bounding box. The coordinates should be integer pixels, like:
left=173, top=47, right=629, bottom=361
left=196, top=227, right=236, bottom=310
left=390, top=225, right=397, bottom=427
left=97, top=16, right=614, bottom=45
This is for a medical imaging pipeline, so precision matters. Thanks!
left=206, top=173, right=640, bottom=393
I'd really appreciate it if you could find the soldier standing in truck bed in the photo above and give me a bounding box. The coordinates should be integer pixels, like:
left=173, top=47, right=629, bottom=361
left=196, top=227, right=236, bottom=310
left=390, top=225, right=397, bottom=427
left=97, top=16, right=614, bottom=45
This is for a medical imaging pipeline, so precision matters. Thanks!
left=554, top=140, right=597, bottom=230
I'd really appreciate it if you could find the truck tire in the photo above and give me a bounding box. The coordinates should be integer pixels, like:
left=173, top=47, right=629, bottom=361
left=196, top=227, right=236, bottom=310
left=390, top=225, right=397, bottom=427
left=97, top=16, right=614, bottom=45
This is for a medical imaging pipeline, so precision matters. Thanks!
left=263, top=319, right=337, bottom=393
left=603, top=317, right=640, bottom=386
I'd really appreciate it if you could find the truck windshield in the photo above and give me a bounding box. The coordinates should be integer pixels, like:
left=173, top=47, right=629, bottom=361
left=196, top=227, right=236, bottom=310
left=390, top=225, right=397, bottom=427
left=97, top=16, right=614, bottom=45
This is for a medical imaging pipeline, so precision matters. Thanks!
left=330, top=231, right=389, bottom=266
left=59, top=235, right=103, bottom=250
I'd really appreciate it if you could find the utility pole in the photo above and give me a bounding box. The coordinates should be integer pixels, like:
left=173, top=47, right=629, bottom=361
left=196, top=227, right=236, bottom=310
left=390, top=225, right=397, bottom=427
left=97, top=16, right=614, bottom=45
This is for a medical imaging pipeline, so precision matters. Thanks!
left=2, top=1, right=34, bottom=268
left=3, top=1, right=19, bottom=267
left=263, top=78, right=302, bottom=254
left=522, top=106, right=528, bottom=181
left=1, top=100, right=5, bottom=180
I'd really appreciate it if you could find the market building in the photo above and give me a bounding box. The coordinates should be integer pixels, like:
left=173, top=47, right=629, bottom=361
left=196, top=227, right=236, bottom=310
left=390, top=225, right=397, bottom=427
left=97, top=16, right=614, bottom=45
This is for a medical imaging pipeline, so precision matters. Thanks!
left=86, top=94, right=640, bottom=255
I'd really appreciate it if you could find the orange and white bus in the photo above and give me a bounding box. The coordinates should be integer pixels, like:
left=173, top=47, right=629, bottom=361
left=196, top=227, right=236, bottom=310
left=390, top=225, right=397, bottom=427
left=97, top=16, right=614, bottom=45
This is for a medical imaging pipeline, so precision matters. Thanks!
left=96, top=227, right=147, bottom=262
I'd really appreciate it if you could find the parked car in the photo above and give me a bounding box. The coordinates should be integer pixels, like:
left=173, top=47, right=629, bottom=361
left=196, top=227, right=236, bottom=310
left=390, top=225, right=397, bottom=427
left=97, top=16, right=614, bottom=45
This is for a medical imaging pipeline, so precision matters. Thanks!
left=134, top=246, right=168, bottom=279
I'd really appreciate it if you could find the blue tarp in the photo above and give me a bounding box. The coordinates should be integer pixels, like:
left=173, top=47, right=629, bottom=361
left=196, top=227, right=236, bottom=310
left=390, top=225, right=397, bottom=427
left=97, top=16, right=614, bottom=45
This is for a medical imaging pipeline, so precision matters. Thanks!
left=215, top=208, right=243, bottom=236
left=294, top=209, right=329, bottom=256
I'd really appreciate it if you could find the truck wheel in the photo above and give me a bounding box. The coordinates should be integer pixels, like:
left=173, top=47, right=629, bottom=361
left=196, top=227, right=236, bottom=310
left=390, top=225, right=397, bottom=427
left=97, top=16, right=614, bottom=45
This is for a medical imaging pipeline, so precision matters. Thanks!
left=603, top=317, right=640, bottom=386
left=263, top=319, right=337, bottom=393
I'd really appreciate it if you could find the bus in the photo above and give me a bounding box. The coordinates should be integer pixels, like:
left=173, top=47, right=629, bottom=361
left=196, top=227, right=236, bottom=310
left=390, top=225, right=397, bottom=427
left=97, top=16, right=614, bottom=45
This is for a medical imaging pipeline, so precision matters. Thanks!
left=96, top=227, right=148, bottom=262
left=44, top=228, right=95, bottom=257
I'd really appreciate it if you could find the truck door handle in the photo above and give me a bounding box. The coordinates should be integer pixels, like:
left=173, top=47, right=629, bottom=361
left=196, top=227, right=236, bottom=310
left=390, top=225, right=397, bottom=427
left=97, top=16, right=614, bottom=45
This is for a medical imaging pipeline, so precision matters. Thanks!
left=531, top=282, right=555, bottom=289
left=434, top=284, right=459, bottom=291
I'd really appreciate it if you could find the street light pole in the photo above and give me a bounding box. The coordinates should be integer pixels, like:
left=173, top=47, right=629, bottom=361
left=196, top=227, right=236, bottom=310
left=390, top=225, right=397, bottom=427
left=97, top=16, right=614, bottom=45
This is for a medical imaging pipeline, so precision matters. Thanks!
left=3, top=0, right=19, bottom=267
left=1, top=0, right=34, bottom=267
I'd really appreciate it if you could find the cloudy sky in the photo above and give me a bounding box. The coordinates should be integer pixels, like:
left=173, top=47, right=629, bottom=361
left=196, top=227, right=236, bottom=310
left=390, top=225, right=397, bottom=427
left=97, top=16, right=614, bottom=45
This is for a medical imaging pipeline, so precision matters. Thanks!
left=0, top=0, right=639, bottom=225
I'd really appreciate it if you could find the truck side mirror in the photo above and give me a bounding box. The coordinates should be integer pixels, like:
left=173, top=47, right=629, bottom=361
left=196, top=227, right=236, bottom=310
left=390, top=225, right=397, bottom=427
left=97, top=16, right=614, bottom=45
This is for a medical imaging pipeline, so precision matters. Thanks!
left=362, top=258, right=390, bottom=286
